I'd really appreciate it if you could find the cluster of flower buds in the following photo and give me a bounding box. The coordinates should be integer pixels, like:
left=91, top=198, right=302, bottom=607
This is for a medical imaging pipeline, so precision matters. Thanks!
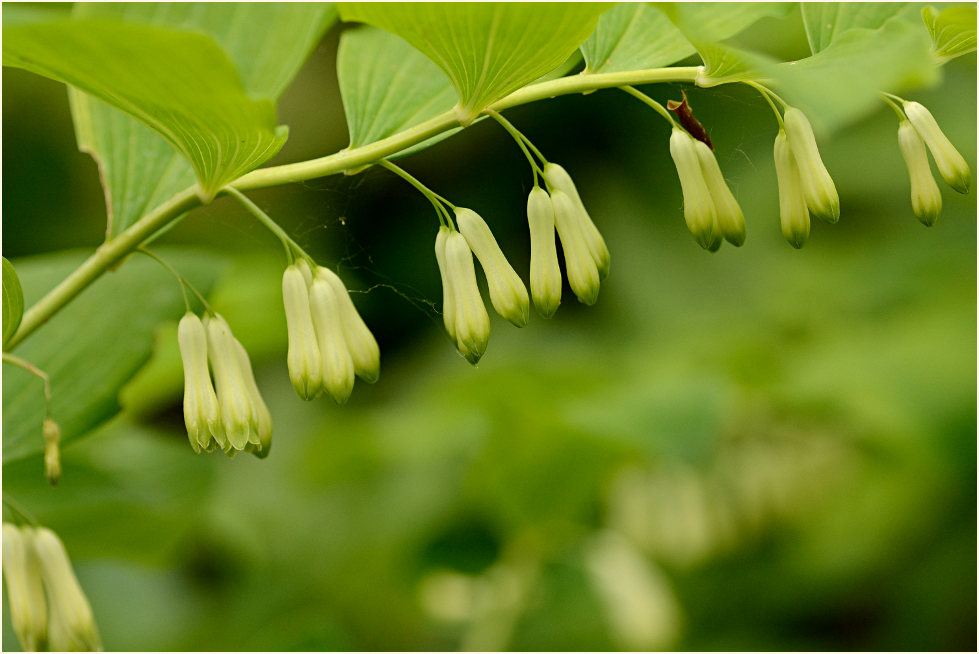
left=178, top=312, right=271, bottom=457
left=2, top=523, right=101, bottom=652
left=897, top=101, right=971, bottom=225
left=435, top=207, right=529, bottom=364
left=668, top=127, right=746, bottom=251
left=282, top=260, right=380, bottom=402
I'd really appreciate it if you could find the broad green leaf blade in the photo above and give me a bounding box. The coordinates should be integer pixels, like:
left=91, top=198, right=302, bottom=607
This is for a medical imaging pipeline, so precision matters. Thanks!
left=922, top=5, right=977, bottom=63
left=2, top=257, right=24, bottom=347
left=2, top=248, right=225, bottom=463
left=69, top=3, right=336, bottom=238
left=801, top=3, right=912, bottom=53
left=3, top=20, right=288, bottom=202
left=581, top=3, right=694, bottom=74
left=338, top=2, right=608, bottom=123
left=696, top=42, right=774, bottom=87
left=653, top=2, right=795, bottom=45
left=338, top=25, right=455, bottom=148
left=762, top=18, right=939, bottom=132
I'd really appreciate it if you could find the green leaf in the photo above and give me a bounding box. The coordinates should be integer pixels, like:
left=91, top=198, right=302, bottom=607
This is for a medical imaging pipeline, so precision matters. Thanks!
left=695, top=42, right=774, bottom=87
left=2, top=257, right=24, bottom=348
left=3, top=20, right=288, bottom=202
left=922, top=5, right=977, bottom=63
left=762, top=17, right=940, bottom=132
left=2, top=248, right=225, bottom=463
left=801, top=3, right=912, bottom=53
left=68, top=4, right=336, bottom=238
left=580, top=3, right=694, bottom=74
left=338, top=2, right=608, bottom=124
left=653, top=2, right=795, bottom=46
left=338, top=25, right=455, bottom=148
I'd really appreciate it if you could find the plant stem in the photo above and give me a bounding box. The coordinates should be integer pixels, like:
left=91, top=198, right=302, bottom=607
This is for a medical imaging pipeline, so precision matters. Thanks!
left=6, top=66, right=703, bottom=351
left=222, top=187, right=311, bottom=262
left=379, top=160, right=455, bottom=226
left=620, top=85, right=676, bottom=127
left=2, top=353, right=52, bottom=411
left=484, top=109, right=546, bottom=179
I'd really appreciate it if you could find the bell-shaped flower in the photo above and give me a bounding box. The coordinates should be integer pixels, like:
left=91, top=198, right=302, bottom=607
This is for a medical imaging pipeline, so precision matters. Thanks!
left=434, top=226, right=457, bottom=342
left=694, top=140, right=746, bottom=246
left=178, top=312, right=222, bottom=453
left=445, top=230, right=491, bottom=364
left=897, top=120, right=943, bottom=226
left=526, top=186, right=562, bottom=318
left=542, top=162, right=610, bottom=279
left=308, top=276, right=355, bottom=403
left=903, top=101, right=971, bottom=194
left=551, top=189, right=601, bottom=305
left=316, top=267, right=381, bottom=383
left=773, top=130, right=811, bottom=248
left=456, top=207, right=530, bottom=328
left=2, top=523, right=48, bottom=652
left=669, top=127, right=720, bottom=251
left=31, top=526, right=101, bottom=652
left=282, top=265, right=323, bottom=400
left=206, top=314, right=263, bottom=453
left=783, top=106, right=840, bottom=223
left=229, top=338, right=272, bottom=458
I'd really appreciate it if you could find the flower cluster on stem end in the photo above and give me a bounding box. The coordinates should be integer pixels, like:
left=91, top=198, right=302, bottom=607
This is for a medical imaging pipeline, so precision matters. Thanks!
left=2, top=523, right=102, bottom=652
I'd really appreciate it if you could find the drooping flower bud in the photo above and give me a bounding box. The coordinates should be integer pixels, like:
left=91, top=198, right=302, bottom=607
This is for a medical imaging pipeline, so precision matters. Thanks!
left=783, top=106, right=840, bottom=223
left=542, top=162, right=610, bottom=279
left=456, top=207, right=530, bottom=328
left=694, top=141, right=746, bottom=246
left=206, top=314, right=259, bottom=452
left=434, top=226, right=457, bottom=342
left=669, top=127, right=720, bottom=251
left=897, top=120, right=943, bottom=226
left=903, top=101, right=971, bottom=194
left=178, top=313, right=222, bottom=453
left=2, top=523, right=48, bottom=652
left=308, top=277, right=355, bottom=403
left=445, top=230, right=491, bottom=364
left=526, top=186, right=562, bottom=318
left=316, top=267, right=381, bottom=384
left=552, top=189, right=601, bottom=305
left=43, top=418, right=61, bottom=486
left=773, top=129, right=811, bottom=248
left=282, top=265, right=323, bottom=400
left=229, top=338, right=272, bottom=458
left=30, top=527, right=101, bottom=652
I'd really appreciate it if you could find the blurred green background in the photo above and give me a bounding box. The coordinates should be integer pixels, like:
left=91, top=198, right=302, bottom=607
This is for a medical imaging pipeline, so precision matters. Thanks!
left=3, top=6, right=976, bottom=651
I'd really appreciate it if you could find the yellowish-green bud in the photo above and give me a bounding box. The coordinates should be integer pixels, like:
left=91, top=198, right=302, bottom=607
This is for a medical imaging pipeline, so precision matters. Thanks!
left=542, top=162, right=610, bottom=279
left=230, top=339, right=272, bottom=458
left=445, top=230, right=491, bottom=364
left=456, top=207, right=530, bottom=328
left=903, top=101, right=971, bottom=194
left=282, top=266, right=323, bottom=400
left=783, top=106, right=840, bottom=223
left=31, top=527, right=101, bottom=652
left=42, top=418, right=61, bottom=486
left=526, top=186, right=562, bottom=318
left=309, top=277, right=355, bottom=403
left=669, top=128, right=720, bottom=251
left=178, top=313, right=222, bottom=453
left=317, top=267, right=381, bottom=383
left=434, top=226, right=457, bottom=342
left=897, top=120, right=943, bottom=226
left=205, top=314, right=256, bottom=452
left=2, top=523, right=48, bottom=652
left=552, top=189, right=601, bottom=305
left=773, top=129, right=811, bottom=249
left=694, top=140, right=746, bottom=246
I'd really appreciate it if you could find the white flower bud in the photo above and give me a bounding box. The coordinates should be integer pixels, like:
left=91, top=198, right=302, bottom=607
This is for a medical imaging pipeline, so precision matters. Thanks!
left=282, top=265, right=323, bottom=400
left=897, top=120, right=943, bottom=226
left=669, top=127, right=720, bottom=251
left=694, top=141, right=746, bottom=246
left=230, top=339, right=272, bottom=458
left=903, top=101, right=971, bottom=194
left=773, top=129, right=811, bottom=249
left=206, top=314, right=256, bottom=452
left=178, top=313, right=222, bottom=453
left=309, top=277, right=355, bottom=404
left=434, top=226, right=457, bottom=342
left=445, top=230, right=491, bottom=364
left=542, top=163, right=610, bottom=279
left=456, top=207, right=530, bottom=328
left=526, top=186, right=562, bottom=318
left=783, top=107, right=840, bottom=223
left=2, top=523, right=48, bottom=652
left=30, top=527, right=101, bottom=652
left=316, top=267, right=381, bottom=383
left=43, top=418, right=61, bottom=486
left=552, top=189, right=601, bottom=305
